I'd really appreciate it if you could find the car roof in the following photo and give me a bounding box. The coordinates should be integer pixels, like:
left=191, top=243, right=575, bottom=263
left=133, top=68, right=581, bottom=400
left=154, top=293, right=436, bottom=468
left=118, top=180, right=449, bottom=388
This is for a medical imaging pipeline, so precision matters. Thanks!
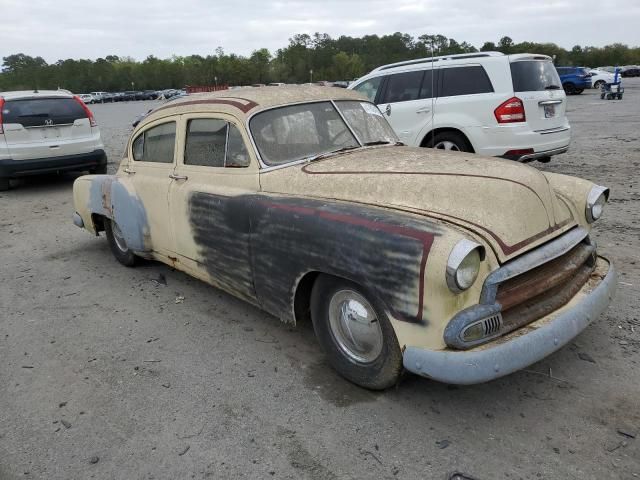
left=0, top=90, right=74, bottom=100
left=141, top=85, right=367, bottom=125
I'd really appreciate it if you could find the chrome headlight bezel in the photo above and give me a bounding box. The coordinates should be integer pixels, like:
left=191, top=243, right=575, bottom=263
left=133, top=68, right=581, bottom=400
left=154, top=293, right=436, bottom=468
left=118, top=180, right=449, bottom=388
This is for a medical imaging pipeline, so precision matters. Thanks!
left=585, top=185, right=609, bottom=223
left=446, top=239, right=485, bottom=293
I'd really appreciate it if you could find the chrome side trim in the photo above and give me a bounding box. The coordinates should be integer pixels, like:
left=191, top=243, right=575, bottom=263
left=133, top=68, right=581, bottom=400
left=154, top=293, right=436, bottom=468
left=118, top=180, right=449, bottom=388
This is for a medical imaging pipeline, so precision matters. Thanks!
left=480, top=226, right=589, bottom=304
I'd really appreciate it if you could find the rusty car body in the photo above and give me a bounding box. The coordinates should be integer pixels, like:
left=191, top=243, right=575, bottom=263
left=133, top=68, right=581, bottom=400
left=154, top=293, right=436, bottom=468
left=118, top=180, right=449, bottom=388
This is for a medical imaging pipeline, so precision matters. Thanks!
left=72, top=86, right=615, bottom=389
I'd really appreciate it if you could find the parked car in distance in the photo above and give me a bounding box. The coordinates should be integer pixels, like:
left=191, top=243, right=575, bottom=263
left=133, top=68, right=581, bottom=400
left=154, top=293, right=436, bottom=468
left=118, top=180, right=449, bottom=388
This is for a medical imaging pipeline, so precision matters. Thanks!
left=78, top=94, right=94, bottom=104
left=72, top=86, right=614, bottom=389
left=555, top=67, right=592, bottom=94
left=90, top=91, right=108, bottom=103
left=621, top=68, right=640, bottom=77
left=122, top=91, right=138, bottom=101
left=589, top=69, right=615, bottom=89
left=0, top=90, right=107, bottom=190
left=349, top=52, right=570, bottom=162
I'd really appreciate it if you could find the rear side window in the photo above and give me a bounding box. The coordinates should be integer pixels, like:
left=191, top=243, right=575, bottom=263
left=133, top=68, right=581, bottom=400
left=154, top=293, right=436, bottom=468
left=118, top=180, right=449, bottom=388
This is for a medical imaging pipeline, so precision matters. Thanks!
left=440, top=66, right=494, bottom=97
left=2, top=98, right=87, bottom=127
left=382, top=71, right=424, bottom=103
left=132, top=122, right=176, bottom=163
left=352, top=77, right=383, bottom=102
left=511, top=61, right=562, bottom=91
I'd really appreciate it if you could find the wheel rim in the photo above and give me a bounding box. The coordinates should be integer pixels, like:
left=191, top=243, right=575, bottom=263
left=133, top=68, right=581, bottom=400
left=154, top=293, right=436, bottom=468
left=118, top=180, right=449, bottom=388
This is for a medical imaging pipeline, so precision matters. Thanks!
left=434, top=140, right=460, bottom=151
left=111, top=220, right=128, bottom=252
left=328, top=289, right=383, bottom=364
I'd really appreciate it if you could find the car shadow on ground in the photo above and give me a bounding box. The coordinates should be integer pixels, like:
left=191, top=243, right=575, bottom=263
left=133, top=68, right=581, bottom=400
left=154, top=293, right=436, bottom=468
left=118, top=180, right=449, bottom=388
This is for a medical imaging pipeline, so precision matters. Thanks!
left=4, top=171, right=86, bottom=194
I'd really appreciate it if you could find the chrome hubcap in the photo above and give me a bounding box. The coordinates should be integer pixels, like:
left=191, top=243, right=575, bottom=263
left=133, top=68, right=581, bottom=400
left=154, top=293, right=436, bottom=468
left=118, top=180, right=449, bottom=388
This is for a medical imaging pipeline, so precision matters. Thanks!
left=328, top=290, right=383, bottom=364
left=434, top=140, right=460, bottom=151
left=111, top=220, right=128, bottom=252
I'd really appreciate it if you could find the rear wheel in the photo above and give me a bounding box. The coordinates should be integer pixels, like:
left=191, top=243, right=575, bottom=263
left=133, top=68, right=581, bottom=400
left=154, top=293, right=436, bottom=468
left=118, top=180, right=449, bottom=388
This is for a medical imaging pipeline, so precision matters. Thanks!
left=574, top=88, right=584, bottom=94
left=104, top=218, right=137, bottom=267
left=594, top=80, right=605, bottom=89
left=310, top=275, right=402, bottom=390
left=563, top=82, right=576, bottom=94
left=427, top=131, right=472, bottom=153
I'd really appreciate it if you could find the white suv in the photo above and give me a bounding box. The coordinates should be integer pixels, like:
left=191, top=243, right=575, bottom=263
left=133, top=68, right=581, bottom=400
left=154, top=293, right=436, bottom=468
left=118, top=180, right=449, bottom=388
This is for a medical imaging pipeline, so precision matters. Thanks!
left=0, top=90, right=106, bottom=190
left=349, top=52, right=570, bottom=162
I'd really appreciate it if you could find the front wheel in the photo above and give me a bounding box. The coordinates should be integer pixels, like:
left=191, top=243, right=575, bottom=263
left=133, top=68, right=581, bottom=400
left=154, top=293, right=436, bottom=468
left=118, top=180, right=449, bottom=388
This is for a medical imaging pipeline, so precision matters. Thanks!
left=310, top=275, right=403, bottom=390
left=104, top=218, right=137, bottom=267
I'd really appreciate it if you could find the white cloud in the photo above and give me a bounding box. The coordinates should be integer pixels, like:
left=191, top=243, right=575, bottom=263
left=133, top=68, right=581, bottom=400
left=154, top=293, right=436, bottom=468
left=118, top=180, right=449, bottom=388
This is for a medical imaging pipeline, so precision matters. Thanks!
left=1, top=0, right=638, bottom=62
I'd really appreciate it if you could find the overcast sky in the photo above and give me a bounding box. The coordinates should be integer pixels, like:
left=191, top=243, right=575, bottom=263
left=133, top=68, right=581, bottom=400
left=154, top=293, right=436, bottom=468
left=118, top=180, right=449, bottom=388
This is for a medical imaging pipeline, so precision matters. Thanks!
left=2, top=0, right=638, bottom=62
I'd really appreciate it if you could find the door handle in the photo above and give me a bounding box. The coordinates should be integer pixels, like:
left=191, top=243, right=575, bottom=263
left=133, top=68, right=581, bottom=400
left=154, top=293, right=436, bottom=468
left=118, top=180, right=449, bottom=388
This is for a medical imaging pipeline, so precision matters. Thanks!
left=385, top=104, right=391, bottom=116
left=123, top=168, right=135, bottom=175
left=169, top=173, right=188, bottom=181
left=416, top=107, right=431, bottom=114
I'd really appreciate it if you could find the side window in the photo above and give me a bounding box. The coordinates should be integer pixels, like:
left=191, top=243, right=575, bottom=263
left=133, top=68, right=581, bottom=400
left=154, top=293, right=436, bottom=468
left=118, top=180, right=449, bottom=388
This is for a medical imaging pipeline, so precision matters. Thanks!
left=226, top=124, right=250, bottom=167
left=132, top=122, right=176, bottom=163
left=382, top=70, right=424, bottom=103
left=353, top=77, right=382, bottom=102
left=184, top=119, right=251, bottom=168
left=185, top=118, right=227, bottom=167
left=419, top=69, right=435, bottom=99
left=440, top=66, right=494, bottom=97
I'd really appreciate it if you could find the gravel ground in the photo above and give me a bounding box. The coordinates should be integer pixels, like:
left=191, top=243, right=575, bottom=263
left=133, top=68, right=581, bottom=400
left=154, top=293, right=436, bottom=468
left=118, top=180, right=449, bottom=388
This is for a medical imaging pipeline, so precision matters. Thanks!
left=1, top=82, right=639, bottom=480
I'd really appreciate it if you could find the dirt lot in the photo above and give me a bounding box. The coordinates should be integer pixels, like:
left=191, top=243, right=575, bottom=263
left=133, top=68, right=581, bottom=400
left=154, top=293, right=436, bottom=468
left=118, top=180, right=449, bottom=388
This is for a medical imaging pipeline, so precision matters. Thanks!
left=1, top=82, right=639, bottom=480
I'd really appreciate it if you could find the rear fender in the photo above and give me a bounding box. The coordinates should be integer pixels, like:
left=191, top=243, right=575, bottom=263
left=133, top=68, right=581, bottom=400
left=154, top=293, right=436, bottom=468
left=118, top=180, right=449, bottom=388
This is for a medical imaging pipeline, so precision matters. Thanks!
left=86, top=175, right=151, bottom=253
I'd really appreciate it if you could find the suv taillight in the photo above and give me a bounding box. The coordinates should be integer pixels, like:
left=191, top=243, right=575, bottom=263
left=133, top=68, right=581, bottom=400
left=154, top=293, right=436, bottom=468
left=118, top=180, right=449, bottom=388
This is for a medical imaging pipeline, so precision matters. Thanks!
left=73, top=95, right=97, bottom=127
left=494, top=97, right=526, bottom=123
left=0, top=97, right=4, bottom=134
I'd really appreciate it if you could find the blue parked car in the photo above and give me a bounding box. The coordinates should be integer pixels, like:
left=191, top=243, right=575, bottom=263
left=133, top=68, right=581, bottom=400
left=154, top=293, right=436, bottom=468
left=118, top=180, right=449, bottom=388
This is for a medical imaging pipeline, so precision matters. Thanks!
left=555, top=67, right=592, bottom=95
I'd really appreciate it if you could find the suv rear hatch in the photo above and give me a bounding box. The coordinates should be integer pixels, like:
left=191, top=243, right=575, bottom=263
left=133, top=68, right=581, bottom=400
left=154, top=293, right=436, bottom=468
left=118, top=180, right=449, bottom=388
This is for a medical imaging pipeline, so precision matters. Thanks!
left=509, top=56, right=567, bottom=134
left=1, top=96, right=96, bottom=160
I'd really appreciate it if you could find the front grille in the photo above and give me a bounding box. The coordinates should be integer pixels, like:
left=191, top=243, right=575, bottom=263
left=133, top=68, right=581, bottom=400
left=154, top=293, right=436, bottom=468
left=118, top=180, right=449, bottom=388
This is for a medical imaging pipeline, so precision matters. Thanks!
left=496, top=241, right=596, bottom=332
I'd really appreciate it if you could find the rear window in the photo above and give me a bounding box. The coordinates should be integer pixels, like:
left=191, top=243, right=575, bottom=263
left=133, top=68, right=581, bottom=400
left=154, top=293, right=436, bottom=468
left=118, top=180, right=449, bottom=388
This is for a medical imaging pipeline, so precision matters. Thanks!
left=2, top=97, right=87, bottom=127
left=440, top=66, right=494, bottom=96
left=511, top=61, right=562, bottom=91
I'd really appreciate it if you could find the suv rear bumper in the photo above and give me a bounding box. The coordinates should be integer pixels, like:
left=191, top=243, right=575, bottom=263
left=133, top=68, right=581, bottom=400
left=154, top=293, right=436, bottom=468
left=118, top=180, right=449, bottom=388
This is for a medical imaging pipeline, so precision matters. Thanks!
left=403, top=257, right=615, bottom=385
left=0, top=149, right=107, bottom=179
left=502, top=145, right=569, bottom=162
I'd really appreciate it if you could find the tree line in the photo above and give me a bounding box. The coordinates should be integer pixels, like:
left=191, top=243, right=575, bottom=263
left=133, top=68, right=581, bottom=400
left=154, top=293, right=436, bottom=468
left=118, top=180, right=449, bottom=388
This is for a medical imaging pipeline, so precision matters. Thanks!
left=1, top=33, right=639, bottom=93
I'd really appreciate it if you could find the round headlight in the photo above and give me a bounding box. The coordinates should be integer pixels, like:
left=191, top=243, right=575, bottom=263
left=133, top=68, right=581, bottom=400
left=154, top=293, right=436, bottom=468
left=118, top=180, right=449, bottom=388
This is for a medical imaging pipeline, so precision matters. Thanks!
left=586, top=185, right=609, bottom=223
left=446, top=239, right=484, bottom=293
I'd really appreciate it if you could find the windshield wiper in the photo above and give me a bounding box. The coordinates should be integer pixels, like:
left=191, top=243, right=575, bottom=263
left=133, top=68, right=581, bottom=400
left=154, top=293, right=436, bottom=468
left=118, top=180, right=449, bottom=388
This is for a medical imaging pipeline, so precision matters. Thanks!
left=362, top=140, right=404, bottom=146
left=307, top=145, right=360, bottom=162
left=544, top=85, right=561, bottom=90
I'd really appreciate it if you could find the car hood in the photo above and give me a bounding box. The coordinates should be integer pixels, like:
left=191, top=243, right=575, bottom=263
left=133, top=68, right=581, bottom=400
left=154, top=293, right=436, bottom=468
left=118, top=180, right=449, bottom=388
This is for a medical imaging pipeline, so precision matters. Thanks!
left=259, top=146, right=577, bottom=263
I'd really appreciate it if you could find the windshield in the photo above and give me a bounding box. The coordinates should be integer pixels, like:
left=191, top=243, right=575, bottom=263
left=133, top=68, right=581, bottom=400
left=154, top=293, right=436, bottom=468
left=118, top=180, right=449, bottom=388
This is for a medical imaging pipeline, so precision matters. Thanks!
left=250, top=100, right=398, bottom=166
left=510, top=60, right=562, bottom=92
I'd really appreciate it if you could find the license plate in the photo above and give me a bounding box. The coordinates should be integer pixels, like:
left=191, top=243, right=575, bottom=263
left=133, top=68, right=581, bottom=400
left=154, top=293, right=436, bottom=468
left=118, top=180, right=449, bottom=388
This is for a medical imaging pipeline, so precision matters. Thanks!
left=544, top=104, right=555, bottom=118
left=42, top=127, right=60, bottom=139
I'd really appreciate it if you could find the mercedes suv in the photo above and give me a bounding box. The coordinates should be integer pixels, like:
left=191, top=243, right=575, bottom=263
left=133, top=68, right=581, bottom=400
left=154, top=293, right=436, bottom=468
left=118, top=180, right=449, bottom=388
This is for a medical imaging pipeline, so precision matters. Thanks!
left=349, top=52, right=570, bottom=163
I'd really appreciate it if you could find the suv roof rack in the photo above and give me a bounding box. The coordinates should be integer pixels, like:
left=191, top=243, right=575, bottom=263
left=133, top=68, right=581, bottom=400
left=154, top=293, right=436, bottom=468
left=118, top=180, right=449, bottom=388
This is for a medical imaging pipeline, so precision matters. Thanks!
left=371, top=51, right=504, bottom=72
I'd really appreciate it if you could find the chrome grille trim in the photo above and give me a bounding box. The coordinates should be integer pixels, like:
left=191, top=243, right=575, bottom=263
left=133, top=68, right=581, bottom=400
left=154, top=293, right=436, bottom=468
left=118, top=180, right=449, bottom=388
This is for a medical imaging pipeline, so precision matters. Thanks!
left=480, top=227, right=589, bottom=304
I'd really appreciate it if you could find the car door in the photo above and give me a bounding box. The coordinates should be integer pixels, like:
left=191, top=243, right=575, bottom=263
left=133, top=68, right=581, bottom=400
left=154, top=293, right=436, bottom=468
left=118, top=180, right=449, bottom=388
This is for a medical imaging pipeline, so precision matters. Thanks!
left=123, top=118, right=177, bottom=257
left=168, top=113, right=260, bottom=303
left=376, top=69, right=434, bottom=146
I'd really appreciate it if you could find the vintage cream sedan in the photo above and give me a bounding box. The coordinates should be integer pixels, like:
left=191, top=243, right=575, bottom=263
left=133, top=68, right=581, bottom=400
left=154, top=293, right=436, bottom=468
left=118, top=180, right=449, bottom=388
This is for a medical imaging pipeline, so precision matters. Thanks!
left=72, top=86, right=615, bottom=389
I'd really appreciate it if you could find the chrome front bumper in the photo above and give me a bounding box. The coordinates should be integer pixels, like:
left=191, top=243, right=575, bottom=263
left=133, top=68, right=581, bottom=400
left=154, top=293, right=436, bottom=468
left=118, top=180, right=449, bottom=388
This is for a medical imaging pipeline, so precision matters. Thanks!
left=403, top=258, right=616, bottom=385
